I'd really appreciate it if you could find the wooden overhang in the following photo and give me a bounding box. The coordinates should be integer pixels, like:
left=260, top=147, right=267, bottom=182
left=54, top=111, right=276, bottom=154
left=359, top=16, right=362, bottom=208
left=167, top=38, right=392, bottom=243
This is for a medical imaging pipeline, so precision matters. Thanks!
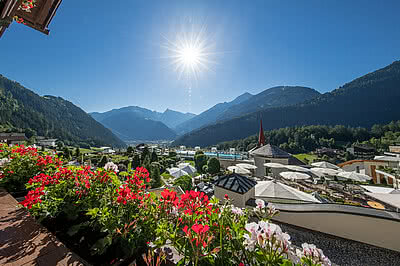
left=0, top=0, right=62, bottom=38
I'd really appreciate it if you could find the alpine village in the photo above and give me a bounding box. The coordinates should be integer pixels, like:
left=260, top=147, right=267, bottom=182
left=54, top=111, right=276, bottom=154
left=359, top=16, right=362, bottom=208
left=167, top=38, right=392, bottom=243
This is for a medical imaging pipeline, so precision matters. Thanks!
left=1, top=1, right=400, bottom=266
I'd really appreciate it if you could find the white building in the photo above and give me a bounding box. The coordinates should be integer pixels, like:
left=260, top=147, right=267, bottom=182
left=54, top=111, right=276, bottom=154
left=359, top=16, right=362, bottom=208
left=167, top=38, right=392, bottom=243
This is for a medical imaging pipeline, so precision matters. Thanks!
left=213, top=172, right=257, bottom=208
left=38, top=138, right=57, bottom=147
left=211, top=147, right=217, bottom=153
left=99, top=147, right=115, bottom=154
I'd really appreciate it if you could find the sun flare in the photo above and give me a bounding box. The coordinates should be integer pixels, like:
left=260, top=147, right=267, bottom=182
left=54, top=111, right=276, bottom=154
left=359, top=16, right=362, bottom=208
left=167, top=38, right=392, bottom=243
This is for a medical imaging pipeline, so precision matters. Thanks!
left=161, top=24, right=215, bottom=82
left=180, top=46, right=201, bottom=66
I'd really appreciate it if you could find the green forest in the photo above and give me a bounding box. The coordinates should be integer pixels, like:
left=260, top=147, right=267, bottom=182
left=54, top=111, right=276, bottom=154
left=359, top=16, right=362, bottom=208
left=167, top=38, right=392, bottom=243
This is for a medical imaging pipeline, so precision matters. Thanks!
left=216, top=121, right=400, bottom=154
left=174, top=60, right=400, bottom=147
left=0, top=75, right=125, bottom=148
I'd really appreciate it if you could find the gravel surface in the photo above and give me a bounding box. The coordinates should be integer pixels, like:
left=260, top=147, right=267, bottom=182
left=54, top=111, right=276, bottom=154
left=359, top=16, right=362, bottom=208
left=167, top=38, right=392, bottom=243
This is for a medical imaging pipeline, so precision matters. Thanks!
left=276, top=221, right=400, bottom=266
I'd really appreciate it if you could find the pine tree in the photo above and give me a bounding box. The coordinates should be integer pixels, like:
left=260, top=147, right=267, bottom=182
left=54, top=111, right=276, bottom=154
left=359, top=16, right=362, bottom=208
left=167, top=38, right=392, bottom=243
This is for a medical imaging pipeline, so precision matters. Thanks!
left=75, top=147, right=81, bottom=158
left=151, top=165, right=161, bottom=188
left=98, top=155, right=108, bottom=167
left=132, top=154, right=141, bottom=169
left=151, top=151, right=158, bottom=162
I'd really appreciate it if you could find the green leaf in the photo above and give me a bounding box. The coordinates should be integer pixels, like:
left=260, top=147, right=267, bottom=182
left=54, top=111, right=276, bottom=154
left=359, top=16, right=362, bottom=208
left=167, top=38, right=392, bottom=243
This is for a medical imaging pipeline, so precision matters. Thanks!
left=86, top=208, right=99, bottom=217
left=90, top=234, right=113, bottom=255
left=67, top=224, right=84, bottom=236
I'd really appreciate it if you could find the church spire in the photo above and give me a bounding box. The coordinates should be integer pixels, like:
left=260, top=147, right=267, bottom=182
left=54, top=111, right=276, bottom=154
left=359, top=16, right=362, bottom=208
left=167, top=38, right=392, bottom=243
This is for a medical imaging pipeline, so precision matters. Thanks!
left=258, top=118, right=265, bottom=147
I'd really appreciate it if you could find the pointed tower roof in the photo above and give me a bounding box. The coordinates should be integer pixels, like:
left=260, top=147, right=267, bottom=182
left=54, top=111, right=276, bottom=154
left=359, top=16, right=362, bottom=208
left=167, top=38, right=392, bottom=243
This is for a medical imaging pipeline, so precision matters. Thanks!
left=258, top=118, right=266, bottom=147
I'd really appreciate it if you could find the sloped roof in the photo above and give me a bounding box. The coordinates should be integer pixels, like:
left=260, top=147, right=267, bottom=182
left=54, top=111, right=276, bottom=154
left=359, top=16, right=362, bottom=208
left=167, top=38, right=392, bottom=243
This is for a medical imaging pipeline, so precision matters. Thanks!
left=255, top=181, right=320, bottom=203
left=250, top=144, right=291, bottom=158
left=213, top=173, right=257, bottom=194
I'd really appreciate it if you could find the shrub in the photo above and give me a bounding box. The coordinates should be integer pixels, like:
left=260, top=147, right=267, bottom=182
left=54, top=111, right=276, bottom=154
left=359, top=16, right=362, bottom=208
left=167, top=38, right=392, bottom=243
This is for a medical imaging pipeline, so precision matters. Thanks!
left=207, top=157, right=220, bottom=175
left=0, top=144, right=62, bottom=193
left=1, top=145, right=332, bottom=265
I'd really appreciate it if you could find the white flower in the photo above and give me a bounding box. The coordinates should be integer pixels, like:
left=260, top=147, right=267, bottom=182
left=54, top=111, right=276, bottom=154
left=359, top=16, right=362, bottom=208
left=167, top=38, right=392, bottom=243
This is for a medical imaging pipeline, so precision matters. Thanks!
left=104, top=162, right=119, bottom=172
left=245, top=222, right=259, bottom=234
left=298, top=243, right=331, bottom=266
left=255, top=199, right=265, bottom=209
left=243, top=233, right=256, bottom=251
left=232, top=206, right=244, bottom=216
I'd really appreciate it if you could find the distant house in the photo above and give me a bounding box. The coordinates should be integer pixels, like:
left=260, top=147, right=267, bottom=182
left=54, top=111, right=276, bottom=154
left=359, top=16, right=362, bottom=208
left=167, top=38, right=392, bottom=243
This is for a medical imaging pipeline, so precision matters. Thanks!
left=99, top=147, right=115, bottom=154
left=315, top=147, right=340, bottom=157
left=38, top=138, right=57, bottom=147
left=389, top=146, right=400, bottom=154
left=213, top=172, right=257, bottom=208
left=0, top=133, right=27, bottom=146
left=346, top=144, right=376, bottom=159
left=337, top=159, right=398, bottom=185
left=250, top=144, right=304, bottom=177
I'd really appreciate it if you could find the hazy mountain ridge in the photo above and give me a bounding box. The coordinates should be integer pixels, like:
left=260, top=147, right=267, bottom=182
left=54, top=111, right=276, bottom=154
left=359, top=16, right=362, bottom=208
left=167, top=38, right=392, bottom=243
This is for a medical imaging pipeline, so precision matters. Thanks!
left=0, top=75, right=126, bottom=147
left=100, top=112, right=177, bottom=141
left=172, top=61, right=400, bottom=147
left=215, top=86, right=320, bottom=122
left=90, top=106, right=195, bottom=129
left=173, top=92, right=254, bottom=135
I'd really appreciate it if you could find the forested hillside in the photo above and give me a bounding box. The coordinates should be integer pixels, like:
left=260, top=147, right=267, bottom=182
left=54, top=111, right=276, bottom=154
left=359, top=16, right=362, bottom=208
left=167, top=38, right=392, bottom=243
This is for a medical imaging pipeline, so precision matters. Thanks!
left=0, top=75, right=126, bottom=147
left=173, top=61, right=400, bottom=147
left=216, top=122, right=400, bottom=154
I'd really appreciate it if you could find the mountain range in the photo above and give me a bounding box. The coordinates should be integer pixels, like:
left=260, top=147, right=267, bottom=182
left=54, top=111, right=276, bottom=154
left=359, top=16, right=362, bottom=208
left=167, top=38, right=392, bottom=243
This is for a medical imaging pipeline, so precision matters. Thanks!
left=172, top=60, right=400, bottom=147
left=92, top=86, right=320, bottom=140
left=0, top=75, right=125, bottom=147
left=2, top=60, right=399, bottom=148
left=91, top=106, right=196, bottom=129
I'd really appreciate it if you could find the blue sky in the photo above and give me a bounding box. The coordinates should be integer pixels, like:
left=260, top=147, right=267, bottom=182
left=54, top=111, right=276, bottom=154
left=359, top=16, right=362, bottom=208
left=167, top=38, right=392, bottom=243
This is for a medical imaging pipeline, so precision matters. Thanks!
left=1, top=1, right=399, bottom=114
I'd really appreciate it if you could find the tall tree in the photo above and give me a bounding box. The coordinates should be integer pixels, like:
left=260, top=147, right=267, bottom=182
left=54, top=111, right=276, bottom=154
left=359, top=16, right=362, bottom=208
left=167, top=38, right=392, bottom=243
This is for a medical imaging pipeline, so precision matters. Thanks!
left=98, top=155, right=108, bottom=167
left=151, top=151, right=158, bottom=162
left=207, top=157, right=221, bottom=175
left=150, top=165, right=161, bottom=188
left=132, top=154, right=141, bottom=169
left=195, top=154, right=208, bottom=173
left=141, top=147, right=150, bottom=162
left=75, top=147, right=81, bottom=158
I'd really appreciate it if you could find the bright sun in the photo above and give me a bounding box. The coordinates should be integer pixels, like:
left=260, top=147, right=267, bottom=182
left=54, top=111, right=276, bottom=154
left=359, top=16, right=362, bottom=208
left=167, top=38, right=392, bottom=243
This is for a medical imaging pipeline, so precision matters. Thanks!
left=162, top=25, right=215, bottom=81
left=180, top=46, right=201, bottom=66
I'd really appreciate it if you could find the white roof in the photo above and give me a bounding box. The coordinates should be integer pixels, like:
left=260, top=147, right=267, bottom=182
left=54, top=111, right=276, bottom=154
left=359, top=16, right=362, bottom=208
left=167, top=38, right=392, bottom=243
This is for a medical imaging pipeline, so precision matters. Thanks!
left=374, top=155, right=400, bottom=162
left=227, top=166, right=251, bottom=175
left=280, top=171, right=310, bottom=181
left=365, top=192, right=400, bottom=209
left=338, top=171, right=372, bottom=182
left=311, top=161, right=341, bottom=170
left=285, top=165, right=311, bottom=172
left=236, top=163, right=257, bottom=170
left=178, top=163, right=196, bottom=175
left=255, top=181, right=319, bottom=203
left=311, top=167, right=340, bottom=176
left=168, top=168, right=189, bottom=178
left=361, top=185, right=395, bottom=194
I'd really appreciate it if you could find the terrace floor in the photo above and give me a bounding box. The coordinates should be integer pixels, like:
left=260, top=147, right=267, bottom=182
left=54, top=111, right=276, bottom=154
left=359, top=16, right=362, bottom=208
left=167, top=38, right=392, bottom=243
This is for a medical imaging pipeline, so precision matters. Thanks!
left=0, top=190, right=87, bottom=266
left=277, top=221, right=400, bottom=266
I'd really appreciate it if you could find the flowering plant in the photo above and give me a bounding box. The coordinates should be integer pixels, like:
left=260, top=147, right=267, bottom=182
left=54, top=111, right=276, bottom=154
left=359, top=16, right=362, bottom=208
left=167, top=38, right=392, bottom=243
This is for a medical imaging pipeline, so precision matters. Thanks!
left=3, top=144, right=332, bottom=265
left=13, top=16, right=26, bottom=24
left=0, top=144, right=62, bottom=193
left=18, top=0, right=36, bottom=12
